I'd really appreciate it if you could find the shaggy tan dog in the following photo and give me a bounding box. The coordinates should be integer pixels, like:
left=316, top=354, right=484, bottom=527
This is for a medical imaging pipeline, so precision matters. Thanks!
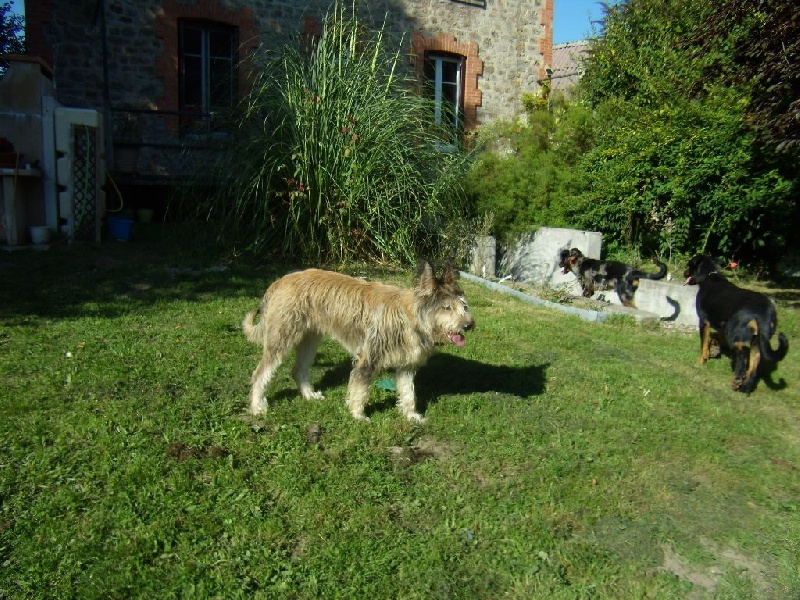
left=243, top=260, right=474, bottom=422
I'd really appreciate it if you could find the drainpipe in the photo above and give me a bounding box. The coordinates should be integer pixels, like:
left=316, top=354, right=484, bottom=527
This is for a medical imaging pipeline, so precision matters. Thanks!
left=98, top=0, right=113, bottom=167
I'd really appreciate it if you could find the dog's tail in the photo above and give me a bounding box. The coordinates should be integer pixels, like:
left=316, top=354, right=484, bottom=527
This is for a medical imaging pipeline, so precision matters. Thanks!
left=641, top=258, right=667, bottom=280
left=627, top=258, right=668, bottom=284
left=242, top=300, right=266, bottom=345
left=759, top=330, right=788, bottom=363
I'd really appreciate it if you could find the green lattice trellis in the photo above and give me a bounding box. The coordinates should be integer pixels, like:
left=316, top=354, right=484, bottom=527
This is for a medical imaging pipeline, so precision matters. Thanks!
left=71, top=125, right=99, bottom=242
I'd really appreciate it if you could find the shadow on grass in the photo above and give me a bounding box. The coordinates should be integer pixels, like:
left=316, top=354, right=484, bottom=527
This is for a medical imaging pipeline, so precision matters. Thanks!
left=0, top=226, right=285, bottom=321
left=708, top=349, right=789, bottom=392
left=417, top=353, right=548, bottom=400
left=759, top=361, right=788, bottom=391
left=266, top=354, right=548, bottom=418
left=767, top=286, right=800, bottom=309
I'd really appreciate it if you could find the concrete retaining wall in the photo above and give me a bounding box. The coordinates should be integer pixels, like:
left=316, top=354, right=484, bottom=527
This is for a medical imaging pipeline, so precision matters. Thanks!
left=460, top=271, right=610, bottom=323
left=635, top=278, right=698, bottom=328
left=500, top=227, right=602, bottom=294
left=494, top=227, right=700, bottom=329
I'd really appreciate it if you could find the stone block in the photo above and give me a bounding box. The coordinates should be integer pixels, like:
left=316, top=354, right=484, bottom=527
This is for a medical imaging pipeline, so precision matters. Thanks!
left=500, top=227, right=602, bottom=295
left=636, top=278, right=698, bottom=328
left=470, top=235, right=496, bottom=278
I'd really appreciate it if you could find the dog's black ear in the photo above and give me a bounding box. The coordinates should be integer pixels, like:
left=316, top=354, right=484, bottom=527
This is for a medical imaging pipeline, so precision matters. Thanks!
left=685, top=255, right=701, bottom=271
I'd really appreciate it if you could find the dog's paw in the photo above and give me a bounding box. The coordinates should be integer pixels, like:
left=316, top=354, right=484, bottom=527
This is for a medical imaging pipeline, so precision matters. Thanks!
left=303, top=390, right=326, bottom=401
left=350, top=411, right=371, bottom=422
left=405, top=412, right=426, bottom=424
left=250, top=403, right=267, bottom=415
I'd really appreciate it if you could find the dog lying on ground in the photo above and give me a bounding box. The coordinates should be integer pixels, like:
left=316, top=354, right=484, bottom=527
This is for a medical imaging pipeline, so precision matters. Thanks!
left=243, top=260, right=474, bottom=422
left=558, top=248, right=667, bottom=307
left=684, top=255, right=788, bottom=393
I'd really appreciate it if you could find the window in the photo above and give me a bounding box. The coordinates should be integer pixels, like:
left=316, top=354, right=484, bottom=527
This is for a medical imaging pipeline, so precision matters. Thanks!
left=179, top=20, right=237, bottom=131
left=424, top=53, right=465, bottom=141
left=412, top=32, right=482, bottom=134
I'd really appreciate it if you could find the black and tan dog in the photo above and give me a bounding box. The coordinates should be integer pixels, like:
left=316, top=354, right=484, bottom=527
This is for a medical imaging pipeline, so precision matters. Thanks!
left=558, top=248, right=667, bottom=307
left=684, top=255, right=788, bottom=393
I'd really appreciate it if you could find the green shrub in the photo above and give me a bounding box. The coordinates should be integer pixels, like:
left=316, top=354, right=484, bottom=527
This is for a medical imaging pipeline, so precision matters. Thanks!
left=571, top=90, right=795, bottom=261
left=576, top=0, right=798, bottom=265
left=464, top=95, right=594, bottom=246
left=186, top=1, right=473, bottom=266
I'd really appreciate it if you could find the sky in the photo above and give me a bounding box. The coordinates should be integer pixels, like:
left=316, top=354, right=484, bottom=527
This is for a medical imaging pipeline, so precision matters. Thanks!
left=9, top=0, right=23, bottom=18
left=554, top=0, right=615, bottom=44
left=7, top=0, right=607, bottom=46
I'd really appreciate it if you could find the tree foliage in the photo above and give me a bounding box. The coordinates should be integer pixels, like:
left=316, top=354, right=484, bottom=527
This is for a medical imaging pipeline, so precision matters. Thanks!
left=575, top=0, right=798, bottom=264
left=0, top=1, right=25, bottom=73
left=466, top=0, right=798, bottom=267
left=689, top=0, right=800, bottom=154
left=464, top=95, right=593, bottom=246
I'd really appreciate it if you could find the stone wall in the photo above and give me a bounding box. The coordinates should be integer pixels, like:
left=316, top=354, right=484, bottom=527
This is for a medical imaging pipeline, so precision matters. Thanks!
left=501, top=226, right=602, bottom=293
left=498, top=227, right=700, bottom=328
left=26, top=0, right=551, bottom=128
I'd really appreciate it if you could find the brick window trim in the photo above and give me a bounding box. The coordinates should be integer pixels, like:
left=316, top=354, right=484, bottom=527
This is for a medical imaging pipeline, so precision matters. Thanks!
left=23, top=0, right=55, bottom=68
left=411, top=32, right=483, bottom=132
left=301, top=15, right=323, bottom=52
left=539, top=0, right=554, bottom=80
left=154, top=0, right=259, bottom=113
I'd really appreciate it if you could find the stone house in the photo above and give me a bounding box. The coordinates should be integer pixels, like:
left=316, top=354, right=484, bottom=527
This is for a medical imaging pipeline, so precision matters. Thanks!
left=13, top=0, right=553, bottom=224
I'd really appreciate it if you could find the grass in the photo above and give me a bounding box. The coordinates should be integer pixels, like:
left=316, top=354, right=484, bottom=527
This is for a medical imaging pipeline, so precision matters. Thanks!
left=1, top=226, right=798, bottom=599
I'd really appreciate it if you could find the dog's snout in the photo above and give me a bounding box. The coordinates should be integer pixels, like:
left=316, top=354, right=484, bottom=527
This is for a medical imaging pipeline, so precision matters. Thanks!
left=463, top=319, right=475, bottom=332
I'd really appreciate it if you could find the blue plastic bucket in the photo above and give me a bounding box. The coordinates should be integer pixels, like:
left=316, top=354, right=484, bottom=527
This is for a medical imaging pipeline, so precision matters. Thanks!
left=107, top=216, right=134, bottom=241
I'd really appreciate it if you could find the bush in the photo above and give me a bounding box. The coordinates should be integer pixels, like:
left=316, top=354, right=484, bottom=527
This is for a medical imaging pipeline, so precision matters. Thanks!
left=571, top=90, right=795, bottom=262
left=576, top=0, right=798, bottom=266
left=186, top=1, right=473, bottom=266
left=464, top=95, right=594, bottom=246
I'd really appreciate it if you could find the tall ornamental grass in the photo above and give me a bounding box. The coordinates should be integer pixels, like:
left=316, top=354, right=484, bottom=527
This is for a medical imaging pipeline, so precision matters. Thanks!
left=193, top=2, right=472, bottom=265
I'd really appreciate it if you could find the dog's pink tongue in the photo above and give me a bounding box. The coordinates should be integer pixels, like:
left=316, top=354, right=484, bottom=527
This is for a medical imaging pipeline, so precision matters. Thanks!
left=448, top=333, right=466, bottom=347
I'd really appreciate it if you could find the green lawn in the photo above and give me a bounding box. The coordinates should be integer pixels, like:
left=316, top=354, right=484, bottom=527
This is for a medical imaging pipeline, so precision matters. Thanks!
left=1, top=228, right=798, bottom=599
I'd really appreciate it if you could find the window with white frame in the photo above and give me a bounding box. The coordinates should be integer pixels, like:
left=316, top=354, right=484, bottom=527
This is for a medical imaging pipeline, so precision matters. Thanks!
left=179, top=20, right=237, bottom=130
left=424, top=53, right=465, bottom=139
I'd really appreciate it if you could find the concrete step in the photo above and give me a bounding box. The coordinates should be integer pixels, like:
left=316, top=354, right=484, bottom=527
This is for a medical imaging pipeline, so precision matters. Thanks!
left=584, top=298, right=661, bottom=325
left=584, top=278, right=698, bottom=327
left=461, top=272, right=666, bottom=326
left=634, top=278, right=698, bottom=328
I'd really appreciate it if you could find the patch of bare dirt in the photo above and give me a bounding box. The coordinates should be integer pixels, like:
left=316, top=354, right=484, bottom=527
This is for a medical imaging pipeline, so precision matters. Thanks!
left=387, top=436, right=458, bottom=467
left=659, top=539, right=770, bottom=598
left=167, top=441, right=229, bottom=461
left=660, top=544, right=721, bottom=597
